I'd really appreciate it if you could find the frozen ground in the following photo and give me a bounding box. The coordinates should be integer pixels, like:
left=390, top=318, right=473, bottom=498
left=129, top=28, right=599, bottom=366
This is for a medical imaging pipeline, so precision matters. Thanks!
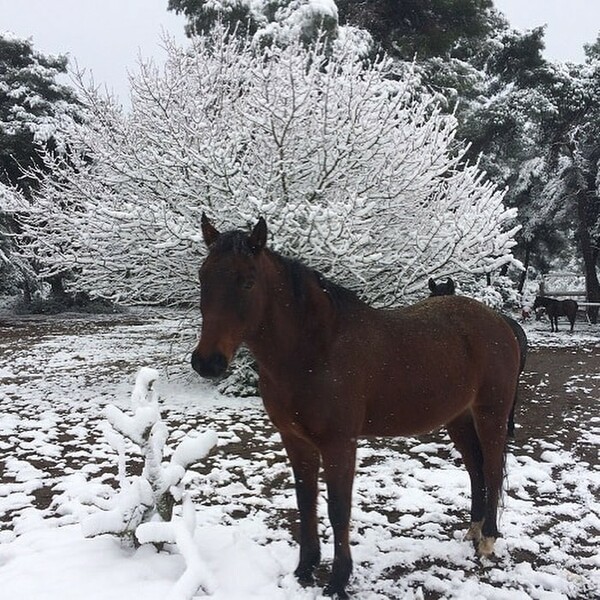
left=0, top=308, right=599, bottom=599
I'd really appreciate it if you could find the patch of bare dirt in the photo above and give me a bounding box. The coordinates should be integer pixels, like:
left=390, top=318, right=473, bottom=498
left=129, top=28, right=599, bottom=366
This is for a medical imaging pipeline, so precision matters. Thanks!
left=516, top=346, right=600, bottom=465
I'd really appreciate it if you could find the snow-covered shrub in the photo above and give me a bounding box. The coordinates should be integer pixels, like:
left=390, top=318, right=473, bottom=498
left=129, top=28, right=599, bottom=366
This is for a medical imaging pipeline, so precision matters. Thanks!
left=457, top=272, right=523, bottom=311
left=17, top=25, right=519, bottom=309
left=215, top=346, right=259, bottom=397
left=83, top=367, right=218, bottom=597
left=136, top=495, right=217, bottom=599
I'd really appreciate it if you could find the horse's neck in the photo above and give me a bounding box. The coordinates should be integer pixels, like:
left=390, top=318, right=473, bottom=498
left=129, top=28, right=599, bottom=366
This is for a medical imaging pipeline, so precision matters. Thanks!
left=246, top=252, right=338, bottom=373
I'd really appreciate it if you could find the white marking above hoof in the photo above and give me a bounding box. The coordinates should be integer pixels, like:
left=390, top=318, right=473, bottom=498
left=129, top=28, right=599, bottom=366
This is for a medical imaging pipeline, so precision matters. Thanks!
left=464, top=520, right=483, bottom=541
left=477, top=536, right=496, bottom=557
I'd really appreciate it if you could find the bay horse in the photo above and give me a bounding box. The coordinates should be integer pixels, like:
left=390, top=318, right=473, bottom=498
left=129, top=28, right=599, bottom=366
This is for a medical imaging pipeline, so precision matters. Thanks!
left=532, top=295, right=578, bottom=332
left=192, top=217, right=520, bottom=598
left=428, top=277, right=528, bottom=437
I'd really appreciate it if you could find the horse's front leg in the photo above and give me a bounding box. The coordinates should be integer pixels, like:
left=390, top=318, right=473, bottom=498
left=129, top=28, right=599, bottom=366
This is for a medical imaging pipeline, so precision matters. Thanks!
left=320, top=438, right=357, bottom=598
left=280, top=433, right=322, bottom=585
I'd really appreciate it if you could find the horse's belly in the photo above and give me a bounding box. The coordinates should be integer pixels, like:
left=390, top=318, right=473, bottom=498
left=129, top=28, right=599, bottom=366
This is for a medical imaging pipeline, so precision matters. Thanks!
left=360, top=383, right=477, bottom=437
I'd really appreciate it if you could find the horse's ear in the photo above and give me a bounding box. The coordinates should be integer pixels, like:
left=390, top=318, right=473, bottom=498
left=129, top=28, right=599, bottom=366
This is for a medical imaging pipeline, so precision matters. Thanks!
left=428, top=278, right=436, bottom=292
left=447, top=278, right=456, bottom=294
left=249, top=217, right=267, bottom=254
left=201, top=213, right=220, bottom=248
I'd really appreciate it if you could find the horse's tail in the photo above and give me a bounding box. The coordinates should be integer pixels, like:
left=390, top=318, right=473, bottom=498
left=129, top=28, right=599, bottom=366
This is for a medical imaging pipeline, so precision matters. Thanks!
left=507, top=388, right=518, bottom=438
left=507, top=350, right=525, bottom=438
left=501, top=315, right=528, bottom=438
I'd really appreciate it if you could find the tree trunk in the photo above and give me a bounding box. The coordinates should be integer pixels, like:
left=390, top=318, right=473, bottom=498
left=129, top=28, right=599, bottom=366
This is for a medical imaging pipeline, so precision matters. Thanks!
left=517, top=245, right=531, bottom=294
left=48, top=274, right=68, bottom=300
left=575, top=189, right=600, bottom=323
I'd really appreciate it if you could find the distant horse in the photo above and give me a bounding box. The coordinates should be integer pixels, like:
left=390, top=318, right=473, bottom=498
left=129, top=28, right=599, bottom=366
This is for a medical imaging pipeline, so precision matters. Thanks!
left=428, top=277, right=455, bottom=296
left=428, top=277, right=528, bottom=437
left=192, top=217, right=520, bottom=598
left=532, top=296, right=578, bottom=332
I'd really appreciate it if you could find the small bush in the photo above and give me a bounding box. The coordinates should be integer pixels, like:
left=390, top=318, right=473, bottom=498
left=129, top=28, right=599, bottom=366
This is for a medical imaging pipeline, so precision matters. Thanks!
left=14, top=291, right=122, bottom=315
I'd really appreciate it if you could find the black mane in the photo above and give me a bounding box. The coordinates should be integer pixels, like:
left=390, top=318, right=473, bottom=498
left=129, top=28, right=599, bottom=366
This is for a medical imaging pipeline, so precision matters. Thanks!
left=209, top=229, right=361, bottom=312
left=273, top=251, right=362, bottom=313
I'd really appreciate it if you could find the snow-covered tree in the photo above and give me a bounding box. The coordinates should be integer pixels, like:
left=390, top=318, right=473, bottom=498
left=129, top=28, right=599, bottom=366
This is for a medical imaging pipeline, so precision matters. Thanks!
left=0, top=33, right=80, bottom=195
left=0, top=183, right=33, bottom=295
left=461, top=25, right=600, bottom=316
left=168, top=0, right=341, bottom=45
left=336, top=0, right=501, bottom=61
left=17, top=26, right=519, bottom=307
left=0, top=32, right=81, bottom=297
left=530, top=54, right=600, bottom=319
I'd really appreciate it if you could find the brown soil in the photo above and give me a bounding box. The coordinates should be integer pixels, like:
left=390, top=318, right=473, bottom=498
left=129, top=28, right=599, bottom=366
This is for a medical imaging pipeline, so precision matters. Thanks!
left=515, top=345, right=599, bottom=465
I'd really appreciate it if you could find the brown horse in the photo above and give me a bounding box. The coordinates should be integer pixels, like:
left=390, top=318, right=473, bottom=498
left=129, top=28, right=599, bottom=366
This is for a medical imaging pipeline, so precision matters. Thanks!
left=192, top=217, right=520, bottom=598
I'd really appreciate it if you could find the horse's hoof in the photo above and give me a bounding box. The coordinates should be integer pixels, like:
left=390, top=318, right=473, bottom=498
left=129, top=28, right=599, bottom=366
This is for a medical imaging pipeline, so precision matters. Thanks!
left=294, top=567, right=314, bottom=586
left=464, top=520, right=483, bottom=541
left=323, top=584, right=349, bottom=598
left=294, top=553, right=320, bottom=586
left=477, top=536, right=496, bottom=557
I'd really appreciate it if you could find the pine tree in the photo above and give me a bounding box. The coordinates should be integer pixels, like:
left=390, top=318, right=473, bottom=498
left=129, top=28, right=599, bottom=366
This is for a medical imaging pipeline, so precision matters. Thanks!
left=168, top=0, right=341, bottom=46
left=0, top=33, right=80, bottom=297
left=335, top=0, right=499, bottom=60
left=0, top=33, right=79, bottom=196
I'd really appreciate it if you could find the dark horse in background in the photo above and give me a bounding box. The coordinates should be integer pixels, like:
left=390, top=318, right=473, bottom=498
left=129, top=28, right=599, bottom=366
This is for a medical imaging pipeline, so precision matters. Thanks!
left=428, top=277, right=455, bottom=296
left=532, top=295, right=578, bottom=332
left=192, top=217, right=521, bottom=598
left=428, top=278, right=528, bottom=437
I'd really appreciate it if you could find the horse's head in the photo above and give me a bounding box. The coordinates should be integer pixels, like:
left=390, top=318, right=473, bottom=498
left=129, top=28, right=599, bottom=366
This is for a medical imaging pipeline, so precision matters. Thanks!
left=191, top=214, right=268, bottom=379
left=428, top=277, right=456, bottom=297
left=532, top=296, right=542, bottom=310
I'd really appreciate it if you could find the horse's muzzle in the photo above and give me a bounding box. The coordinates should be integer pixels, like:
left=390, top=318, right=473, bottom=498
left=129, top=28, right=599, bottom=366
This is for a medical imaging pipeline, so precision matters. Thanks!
left=191, top=350, right=228, bottom=379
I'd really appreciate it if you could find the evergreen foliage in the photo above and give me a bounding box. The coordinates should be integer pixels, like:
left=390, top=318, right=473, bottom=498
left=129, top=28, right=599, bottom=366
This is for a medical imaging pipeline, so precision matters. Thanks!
left=0, top=33, right=79, bottom=196
left=167, top=0, right=342, bottom=46
left=0, top=33, right=80, bottom=297
left=336, top=0, right=499, bottom=60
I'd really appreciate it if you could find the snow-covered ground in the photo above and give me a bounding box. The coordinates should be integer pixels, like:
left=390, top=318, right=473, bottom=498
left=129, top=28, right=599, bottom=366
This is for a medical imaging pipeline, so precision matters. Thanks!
left=0, top=309, right=598, bottom=599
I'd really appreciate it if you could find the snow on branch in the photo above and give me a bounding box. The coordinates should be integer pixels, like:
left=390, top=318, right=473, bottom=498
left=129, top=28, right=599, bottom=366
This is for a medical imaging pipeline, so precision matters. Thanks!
left=137, top=496, right=217, bottom=599
left=82, top=367, right=218, bottom=598
left=18, top=24, right=519, bottom=307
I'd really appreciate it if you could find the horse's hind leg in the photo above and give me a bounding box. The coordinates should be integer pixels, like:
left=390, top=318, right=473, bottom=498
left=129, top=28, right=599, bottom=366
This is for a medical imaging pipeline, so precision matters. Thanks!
left=446, top=412, right=486, bottom=540
left=281, top=434, right=322, bottom=584
left=471, top=404, right=509, bottom=556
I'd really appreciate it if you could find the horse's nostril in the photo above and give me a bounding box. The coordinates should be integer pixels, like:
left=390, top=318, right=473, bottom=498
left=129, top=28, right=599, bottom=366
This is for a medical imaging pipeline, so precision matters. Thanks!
left=191, top=351, right=228, bottom=379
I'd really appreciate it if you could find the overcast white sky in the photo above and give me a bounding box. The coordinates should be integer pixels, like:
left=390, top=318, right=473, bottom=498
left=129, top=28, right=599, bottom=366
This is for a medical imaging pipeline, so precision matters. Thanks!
left=0, top=0, right=188, bottom=105
left=494, top=0, right=600, bottom=63
left=1, top=0, right=599, bottom=105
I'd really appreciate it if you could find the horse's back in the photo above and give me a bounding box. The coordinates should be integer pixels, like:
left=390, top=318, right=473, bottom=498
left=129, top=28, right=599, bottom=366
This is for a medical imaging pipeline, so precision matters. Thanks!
left=392, top=296, right=518, bottom=383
